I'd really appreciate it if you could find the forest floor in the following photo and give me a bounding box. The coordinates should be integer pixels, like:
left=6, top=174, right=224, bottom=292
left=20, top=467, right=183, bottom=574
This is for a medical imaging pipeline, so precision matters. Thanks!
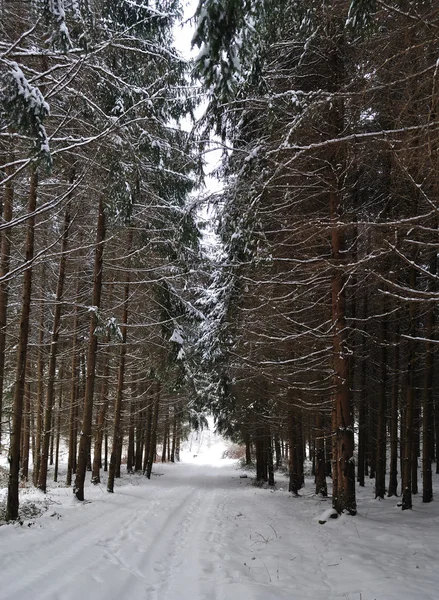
left=0, top=433, right=438, bottom=600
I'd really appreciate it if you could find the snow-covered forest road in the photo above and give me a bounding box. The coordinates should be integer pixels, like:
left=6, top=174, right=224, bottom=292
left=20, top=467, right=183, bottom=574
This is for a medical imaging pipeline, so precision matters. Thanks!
left=1, top=441, right=438, bottom=600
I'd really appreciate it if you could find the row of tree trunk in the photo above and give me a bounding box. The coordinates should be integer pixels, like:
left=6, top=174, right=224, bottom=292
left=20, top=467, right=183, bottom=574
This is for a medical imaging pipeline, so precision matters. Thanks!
left=243, top=376, right=437, bottom=509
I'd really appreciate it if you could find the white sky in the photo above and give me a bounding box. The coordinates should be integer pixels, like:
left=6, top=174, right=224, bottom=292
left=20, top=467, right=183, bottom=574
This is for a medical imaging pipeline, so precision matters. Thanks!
left=173, top=0, right=223, bottom=195
left=173, top=0, right=199, bottom=59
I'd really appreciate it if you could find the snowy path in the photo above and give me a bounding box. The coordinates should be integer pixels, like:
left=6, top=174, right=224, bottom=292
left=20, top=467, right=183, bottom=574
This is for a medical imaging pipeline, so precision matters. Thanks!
left=1, top=457, right=439, bottom=600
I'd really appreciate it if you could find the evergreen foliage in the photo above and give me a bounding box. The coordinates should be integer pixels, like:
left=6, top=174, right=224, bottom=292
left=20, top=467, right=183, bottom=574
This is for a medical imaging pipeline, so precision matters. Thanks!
left=0, top=62, right=51, bottom=163
left=194, top=0, right=439, bottom=511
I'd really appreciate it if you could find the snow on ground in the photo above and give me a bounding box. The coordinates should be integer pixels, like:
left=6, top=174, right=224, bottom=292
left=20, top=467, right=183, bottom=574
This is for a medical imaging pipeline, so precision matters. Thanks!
left=0, top=433, right=438, bottom=600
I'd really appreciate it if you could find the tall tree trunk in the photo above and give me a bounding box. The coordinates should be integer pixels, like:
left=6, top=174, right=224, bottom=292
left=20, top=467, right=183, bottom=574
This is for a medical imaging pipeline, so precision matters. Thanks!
left=296, top=411, right=304, bottom=488
left=142, top=398, right=153, bottom=474
left=107, top=229, right=131, bottom=493
left=0, top=152, right=14, bottom=452
left=422, top=305, right=434, bottom=503
left=402, top=272, right=416, bottom=510
left=412, top=393, right=420, bottom=495
left=66, top=273, right=80, bottom=487
left=115, top=437, right=122, bottom=479
left=74, top=198, right=106, bottom=501
left=436, top=370, right=439, bottom=474
left=6, top=167, right=38, bottom=521
left=77, top=351, right=86, bottom=473
left=54, top=365, right=63, bottom=483
left=318, top=12, right=356, bottom=516
left=91, top=332, right=111, bottom=484
left=267, top=428, right=275, bottom=486
left=274, top=434, right=281, bottom=469
left=31, top=397, right=36, bottom=472
left=357, top=382, right=367, bottom=486
left=422, top=234, right=438, bottom=503
left=38, top=200, right=71, bottom=492
left=255, top=433, right=264, bottom=482
left=33, top=279, right=46, bottom=486
left=357, top=292, right=368, bottom=487
left=315, top=411, right=327, bottom=496
left=170, top=408, right=177, bottom=463
left=175, top=413, right=181, bottom=462
left=127, top=383, right=136, bottom=473
left=388, top=322, right=400, bottom=497
left=288, top=409, right=300, bottom=495
left=104, top=433, right=108, bottom=471
left=146, top=383, right=160, bottom=480
left=21, top=379, right=31, bottom=481
left=400, top=399, right=406, bottom=490
left=135, top=389, right=145, bottom=472
left=161, top=408, right=169, bottom=463
left=330, top=186, right=356, bottom=515
left=245, top=433, right=251, bottom=465
left=325, top=412, right=332, bottom=478
left=86, top=435, right=92, bottom=472
left=261, top=427, right=268, bottom=482
left=375, top=312, right=388, bottom=499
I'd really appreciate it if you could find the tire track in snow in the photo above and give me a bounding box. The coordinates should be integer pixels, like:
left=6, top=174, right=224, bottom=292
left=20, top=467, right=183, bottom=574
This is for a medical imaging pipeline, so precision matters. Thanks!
left=143, top=486, right=207, bottom=600
left=0, top=486, right=173, bottom=600
left=163, top=485, right=230, bottom=600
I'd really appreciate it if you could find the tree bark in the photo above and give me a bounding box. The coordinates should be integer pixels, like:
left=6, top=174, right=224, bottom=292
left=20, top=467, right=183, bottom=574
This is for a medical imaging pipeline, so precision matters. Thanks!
left=375, top=312, right=388, bottom=499
left=21, top=379, right=31, bottom=481
left=66, top=272, right=80, bottom=487
left=261, top=426, right=268, bottom=482
left=127, top=382, right=136, bottom=473
left=330, top=186, right=356, bottom=515
left=74, top=198, right=106, bottom=501
left=357, top=384, right=367, bottom=486
left=296, top=411, right=304, bottom=488
left=412, top=389, right=420, bottom=495
left=315, top=411, right=327, bottom=496
left=135, top=389, right=145, bottom=472
left=255, top=433, right=264, bottom=482
left=146, top=382, right=160, bottom=479
left=0, top=152, right=14, bottom=452
left=115, top=437, right=122, bottom=479
left=6, top=167, right=38, bottom=521
left=170, top=409, right=177, bottom=463
left=245, top=433, right=251, bottom=465
left=142, top=398, right=153, bottom=474
left=422, top=305, right=434, bottom=502
left=161, top=408, right=169, bottom=463
left=274, top=434, right=281, bottom=469
left=267, top=428, right=275, bottom=486
left=288, top=410, right=300, bottom=495
left=402, top=279, right=416, bottom=510
left=388, top=323, right=400, bottom=497
left=436, top=371, right=439, bottom=474
left=54, top=365, right=63, bottom=483
left=104, top=434, right=108, bottom=471
left=107, top=230, right=131, bottom=492
left=32, top=280, right=46, bottom=486
left=38, top=200, right=71, bottom=492
left=91, top=332, right=111, bottom=484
